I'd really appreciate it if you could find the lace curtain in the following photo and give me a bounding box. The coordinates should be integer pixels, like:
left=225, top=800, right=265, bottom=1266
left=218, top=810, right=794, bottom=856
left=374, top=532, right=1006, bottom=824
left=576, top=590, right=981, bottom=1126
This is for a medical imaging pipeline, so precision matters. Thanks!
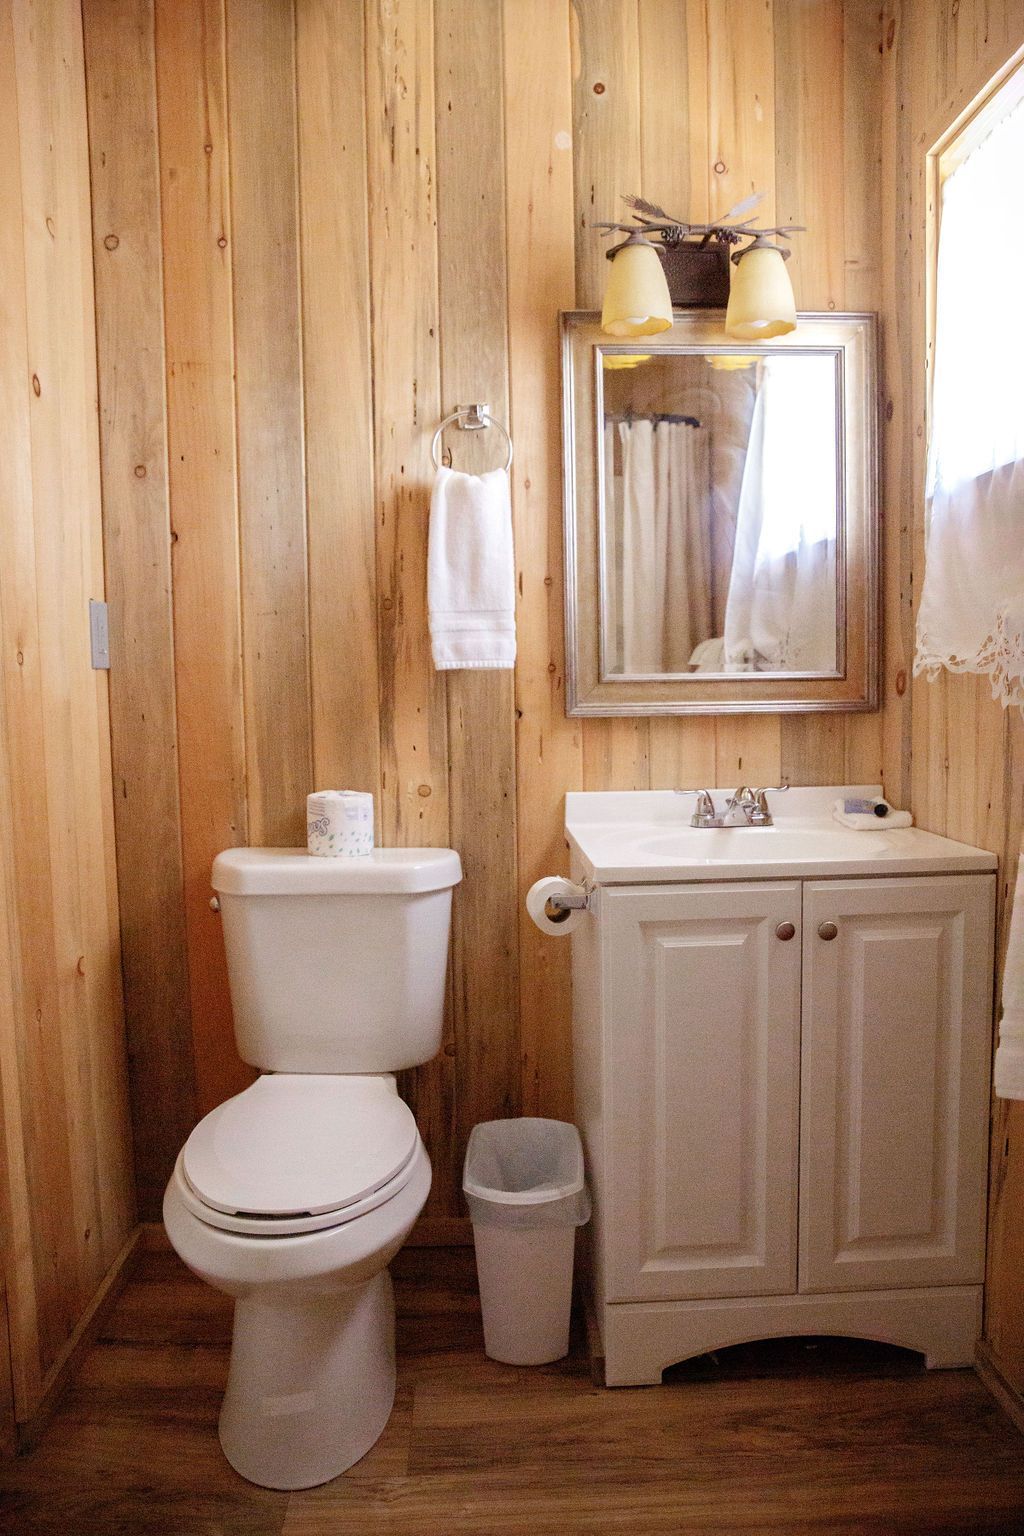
left=914, top=96, right=1024, bottom=708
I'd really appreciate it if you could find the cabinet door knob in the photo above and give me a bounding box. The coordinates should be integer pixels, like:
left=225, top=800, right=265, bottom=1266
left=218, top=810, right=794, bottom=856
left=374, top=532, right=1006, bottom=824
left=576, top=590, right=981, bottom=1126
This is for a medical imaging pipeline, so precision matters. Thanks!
left=775, top=921, right=796, bottom=941
left=817, top=920, right=838, bottom=941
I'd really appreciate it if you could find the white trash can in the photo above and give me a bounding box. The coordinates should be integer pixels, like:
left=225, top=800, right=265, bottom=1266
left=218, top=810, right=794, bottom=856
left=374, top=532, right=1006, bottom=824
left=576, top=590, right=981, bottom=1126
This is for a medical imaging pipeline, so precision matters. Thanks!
left=463, top=1117, right=591, bottom=1366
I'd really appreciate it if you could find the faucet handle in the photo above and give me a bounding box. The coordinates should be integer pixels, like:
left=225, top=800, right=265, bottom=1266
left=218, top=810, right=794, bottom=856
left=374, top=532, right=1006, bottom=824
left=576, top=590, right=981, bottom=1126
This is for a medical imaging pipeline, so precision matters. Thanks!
left=750, top=784, right=788, bottom=823
left=674, top=788, right=717, bottom=827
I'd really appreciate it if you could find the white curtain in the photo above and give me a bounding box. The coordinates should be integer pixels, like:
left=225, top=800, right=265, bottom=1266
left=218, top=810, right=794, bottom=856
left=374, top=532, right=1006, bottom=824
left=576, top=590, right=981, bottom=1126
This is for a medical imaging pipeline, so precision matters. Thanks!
left=723, top=356, right=837, bottom=672
left=914, top=97, right=1024, bottom=709
left=612, top=420, right=711, bottom=674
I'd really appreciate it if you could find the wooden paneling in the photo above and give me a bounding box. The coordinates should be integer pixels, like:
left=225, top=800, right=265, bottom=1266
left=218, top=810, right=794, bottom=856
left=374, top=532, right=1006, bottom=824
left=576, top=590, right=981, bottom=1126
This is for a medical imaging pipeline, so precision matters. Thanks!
left=154, top=0, right=251, bottom=1122
left=227, top=0, right=311, bottom=850
left=296, top=0, right=380, bottom=806
left=434, top=0, right=521, bottom=1187
left=879, top=0, right=1024, bottom=1395
left=0, top=0, right=135, bottom=1425
left=88, top=3, right=894, bottom=1227
left=504, top=0, right=581, bottom=1121
left=83, top=0, right=197, bottom=1219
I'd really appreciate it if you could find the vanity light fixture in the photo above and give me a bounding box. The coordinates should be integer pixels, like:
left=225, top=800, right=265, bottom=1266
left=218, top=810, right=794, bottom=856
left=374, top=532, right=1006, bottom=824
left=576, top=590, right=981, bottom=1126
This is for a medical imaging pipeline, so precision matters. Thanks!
left=596, top=194, right=803, bottom=338
left=602, top=353, right=651, bottom=370
left=599, top=231, right=673, bottom=337
left=709, top=354, right=757, bottom=371
left=725, top=234, right=797, bottom=340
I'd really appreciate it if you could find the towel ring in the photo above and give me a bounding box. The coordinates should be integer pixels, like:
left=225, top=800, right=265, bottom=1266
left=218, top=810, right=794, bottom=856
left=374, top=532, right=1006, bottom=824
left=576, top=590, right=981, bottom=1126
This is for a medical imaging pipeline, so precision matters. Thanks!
left=431, top=405, right=513, bottom=473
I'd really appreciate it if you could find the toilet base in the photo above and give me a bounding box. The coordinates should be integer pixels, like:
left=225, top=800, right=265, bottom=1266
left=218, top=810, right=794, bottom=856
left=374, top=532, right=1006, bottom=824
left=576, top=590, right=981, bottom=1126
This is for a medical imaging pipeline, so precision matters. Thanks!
left=219, top=1269, right=397, bottom=1490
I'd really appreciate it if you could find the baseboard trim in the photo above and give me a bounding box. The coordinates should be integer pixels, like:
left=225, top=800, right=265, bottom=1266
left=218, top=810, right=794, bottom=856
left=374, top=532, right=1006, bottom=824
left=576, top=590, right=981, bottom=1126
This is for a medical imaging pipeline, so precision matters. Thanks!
left=15, top=1225, right=144, bottom=1452
left=975, top=1338, right=1024, bottom=1438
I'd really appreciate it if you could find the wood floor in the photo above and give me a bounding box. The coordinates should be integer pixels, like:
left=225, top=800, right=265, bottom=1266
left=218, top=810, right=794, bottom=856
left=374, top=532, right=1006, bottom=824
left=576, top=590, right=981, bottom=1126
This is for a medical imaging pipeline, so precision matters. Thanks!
left=1, top=1245, right=1023, bottom=1535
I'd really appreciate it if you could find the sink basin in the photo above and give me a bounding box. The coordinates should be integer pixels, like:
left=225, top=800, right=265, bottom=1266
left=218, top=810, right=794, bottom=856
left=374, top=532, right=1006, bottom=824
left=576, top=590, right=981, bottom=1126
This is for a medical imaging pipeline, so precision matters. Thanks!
left=564, top=785, right=997, bottom=884
left=636, top=826, right=893, bottom=863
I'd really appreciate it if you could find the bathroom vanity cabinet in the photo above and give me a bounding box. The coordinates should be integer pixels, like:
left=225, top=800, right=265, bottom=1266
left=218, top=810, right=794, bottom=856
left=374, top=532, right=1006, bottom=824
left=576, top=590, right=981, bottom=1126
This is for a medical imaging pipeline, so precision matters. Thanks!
left=566, top=789, right=997, bottom=1386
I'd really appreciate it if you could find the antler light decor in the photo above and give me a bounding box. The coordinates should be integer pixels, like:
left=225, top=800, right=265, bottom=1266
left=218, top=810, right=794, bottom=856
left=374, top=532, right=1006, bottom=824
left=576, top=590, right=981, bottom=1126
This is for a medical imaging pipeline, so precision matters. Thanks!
left=597, top=194, right=805, bottom=341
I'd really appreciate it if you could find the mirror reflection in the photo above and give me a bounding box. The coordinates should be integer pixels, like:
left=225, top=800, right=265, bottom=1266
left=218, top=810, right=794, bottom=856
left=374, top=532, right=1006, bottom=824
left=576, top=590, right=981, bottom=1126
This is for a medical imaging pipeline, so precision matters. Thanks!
left=600, top=350, right=840, bottom=678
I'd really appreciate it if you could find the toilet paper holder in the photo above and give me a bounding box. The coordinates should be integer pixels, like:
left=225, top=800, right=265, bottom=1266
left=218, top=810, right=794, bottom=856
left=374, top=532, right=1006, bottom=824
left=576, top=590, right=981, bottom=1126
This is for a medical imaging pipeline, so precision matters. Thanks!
left=545, top=881, right=593, bottom=921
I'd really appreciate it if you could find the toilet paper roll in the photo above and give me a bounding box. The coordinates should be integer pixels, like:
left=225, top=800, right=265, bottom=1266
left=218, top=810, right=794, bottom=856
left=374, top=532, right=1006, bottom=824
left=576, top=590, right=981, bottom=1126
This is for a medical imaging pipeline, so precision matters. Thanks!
left=526, top=876, right=588, bottom=937
left=306, top=790, right=375, bottom=857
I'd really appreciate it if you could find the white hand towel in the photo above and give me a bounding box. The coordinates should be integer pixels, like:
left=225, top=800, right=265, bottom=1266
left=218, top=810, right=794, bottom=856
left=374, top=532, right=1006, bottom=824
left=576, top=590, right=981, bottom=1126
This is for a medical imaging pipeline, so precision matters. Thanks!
left=428, top=466, right=516, bottom=670
left=995, top=857, right=1024, bottom=1100
left=832, top=798, right=913, bottom=830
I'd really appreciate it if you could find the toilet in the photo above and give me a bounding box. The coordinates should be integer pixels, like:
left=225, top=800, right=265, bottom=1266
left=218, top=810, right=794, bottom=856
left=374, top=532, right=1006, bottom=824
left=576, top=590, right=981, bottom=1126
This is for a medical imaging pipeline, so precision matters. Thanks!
left=162, top=845, right=462, bottom=1491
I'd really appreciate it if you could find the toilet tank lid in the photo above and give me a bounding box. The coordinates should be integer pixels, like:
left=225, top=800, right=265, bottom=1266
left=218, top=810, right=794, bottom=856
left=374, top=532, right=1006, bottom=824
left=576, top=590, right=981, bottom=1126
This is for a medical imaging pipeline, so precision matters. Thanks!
left=212, top=847, right=462, bottom=896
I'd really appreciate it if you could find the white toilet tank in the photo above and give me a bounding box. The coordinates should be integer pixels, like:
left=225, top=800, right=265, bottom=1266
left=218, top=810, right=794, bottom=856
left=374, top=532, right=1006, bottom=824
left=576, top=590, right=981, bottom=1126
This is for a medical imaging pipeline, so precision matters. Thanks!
left=211, top=847, right=462, bottom=1074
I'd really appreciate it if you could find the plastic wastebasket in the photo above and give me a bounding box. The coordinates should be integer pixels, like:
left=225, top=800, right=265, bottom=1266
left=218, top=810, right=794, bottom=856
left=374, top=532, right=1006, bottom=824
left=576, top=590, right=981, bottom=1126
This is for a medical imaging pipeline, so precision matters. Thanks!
left=463, top=1117, right=591, bottom=1365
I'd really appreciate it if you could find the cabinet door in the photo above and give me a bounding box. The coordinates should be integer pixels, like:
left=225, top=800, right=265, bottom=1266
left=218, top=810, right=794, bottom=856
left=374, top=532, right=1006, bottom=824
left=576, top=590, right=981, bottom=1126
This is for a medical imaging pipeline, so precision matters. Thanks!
left=603, top=882, right=802, bottom=1302
left=799, top=875, right=995, bottom=1294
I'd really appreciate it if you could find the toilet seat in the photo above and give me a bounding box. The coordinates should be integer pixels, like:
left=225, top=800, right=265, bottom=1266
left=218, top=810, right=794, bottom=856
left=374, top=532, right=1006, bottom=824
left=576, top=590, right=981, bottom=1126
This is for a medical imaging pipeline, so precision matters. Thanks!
left=180, top=1074, right=420, bottom=1237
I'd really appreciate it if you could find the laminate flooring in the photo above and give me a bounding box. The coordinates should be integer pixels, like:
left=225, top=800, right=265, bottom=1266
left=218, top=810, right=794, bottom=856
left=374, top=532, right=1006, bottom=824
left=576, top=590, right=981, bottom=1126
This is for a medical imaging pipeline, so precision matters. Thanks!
left=1, top=1245, right=1023, bottom=1535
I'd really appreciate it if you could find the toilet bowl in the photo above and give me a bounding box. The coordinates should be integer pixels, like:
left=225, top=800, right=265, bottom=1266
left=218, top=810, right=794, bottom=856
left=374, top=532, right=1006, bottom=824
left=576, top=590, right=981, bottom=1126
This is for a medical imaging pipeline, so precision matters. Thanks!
left=162, top=846, right=461, bottom=1490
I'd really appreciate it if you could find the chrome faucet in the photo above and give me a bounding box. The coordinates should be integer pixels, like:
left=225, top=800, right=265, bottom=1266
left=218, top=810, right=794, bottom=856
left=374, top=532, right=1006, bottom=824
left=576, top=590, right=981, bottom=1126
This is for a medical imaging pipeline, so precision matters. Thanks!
left=676, top=785, right=788, bottom=828
left=676, top=789, right=719, bottom=827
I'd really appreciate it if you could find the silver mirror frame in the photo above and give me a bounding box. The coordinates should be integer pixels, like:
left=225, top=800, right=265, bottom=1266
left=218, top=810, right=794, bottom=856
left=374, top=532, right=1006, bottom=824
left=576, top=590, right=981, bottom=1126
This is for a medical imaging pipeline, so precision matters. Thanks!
left=560, top=311, right=879, bottom=716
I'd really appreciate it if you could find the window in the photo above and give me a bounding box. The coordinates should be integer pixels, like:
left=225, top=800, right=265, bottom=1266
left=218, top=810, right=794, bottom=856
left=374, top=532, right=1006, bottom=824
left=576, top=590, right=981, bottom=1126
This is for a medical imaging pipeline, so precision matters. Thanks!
left=914, top=65, right=1024, bottom=709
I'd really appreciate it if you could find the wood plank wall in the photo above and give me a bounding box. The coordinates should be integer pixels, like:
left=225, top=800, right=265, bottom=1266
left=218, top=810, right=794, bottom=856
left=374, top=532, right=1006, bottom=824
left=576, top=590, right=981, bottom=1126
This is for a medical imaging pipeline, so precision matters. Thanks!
left=0, top=0, right=135, bottom=1423
left=83, top=0, right=889, bottom=1233
left=79, top=0, right=1024, bottom=1401
left=879, top=0, right=1024, bottom=1395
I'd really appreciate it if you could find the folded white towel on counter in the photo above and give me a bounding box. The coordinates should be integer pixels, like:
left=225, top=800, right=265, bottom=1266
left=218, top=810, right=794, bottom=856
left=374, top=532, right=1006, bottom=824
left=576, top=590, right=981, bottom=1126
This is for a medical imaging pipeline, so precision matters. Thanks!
left=995, top=857, right=1024, bottom=1100
left=832, top=797, right=913, bottom=830
left=428, top=466, right=516, bottom=670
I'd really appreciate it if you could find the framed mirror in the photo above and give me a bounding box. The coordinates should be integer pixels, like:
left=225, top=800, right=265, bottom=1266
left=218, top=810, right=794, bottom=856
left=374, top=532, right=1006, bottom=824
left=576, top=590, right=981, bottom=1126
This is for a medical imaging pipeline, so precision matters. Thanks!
left=560, top=312, right=879, bottom=715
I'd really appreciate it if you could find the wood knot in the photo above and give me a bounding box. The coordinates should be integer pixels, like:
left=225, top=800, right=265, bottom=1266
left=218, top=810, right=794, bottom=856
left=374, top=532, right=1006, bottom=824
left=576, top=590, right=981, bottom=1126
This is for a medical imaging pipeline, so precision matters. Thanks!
left=217, top=236, right=227, bottom=249
left=134, top=464, right=147, bottom=479
left=885, top=399, right=894, bottom=421
left=895, top=669, right=907, bottom=697
left=592, top=81, right=605, bottom=95
left=76, top=955, right=86, bottom=977
left=103, top=233, right=119, bottom=251
left=31, top=374, right=40, bottom=397
left=713, top=160, right=727, bottom=175
left=16, top=650, right=24, bottom=666
left=417, top=784, right=431, bottom=798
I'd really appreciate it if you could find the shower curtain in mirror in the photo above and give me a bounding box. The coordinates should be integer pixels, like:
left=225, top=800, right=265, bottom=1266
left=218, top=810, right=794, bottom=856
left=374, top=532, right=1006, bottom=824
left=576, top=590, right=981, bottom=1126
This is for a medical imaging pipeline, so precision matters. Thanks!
left=607, top=419, right=712, bottom=673
left=723, top=355, right=837, bottom=673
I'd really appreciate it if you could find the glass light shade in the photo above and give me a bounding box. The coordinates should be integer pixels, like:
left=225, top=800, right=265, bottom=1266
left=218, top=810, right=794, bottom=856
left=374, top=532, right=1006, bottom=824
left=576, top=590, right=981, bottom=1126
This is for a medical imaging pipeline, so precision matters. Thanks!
left=602, top=353, right=650, bottom=371
left=725, top=244, right=796, bottom=340
left=600, top=241, right=673, bottom=337
left=709, top=353, right=757, bottom=371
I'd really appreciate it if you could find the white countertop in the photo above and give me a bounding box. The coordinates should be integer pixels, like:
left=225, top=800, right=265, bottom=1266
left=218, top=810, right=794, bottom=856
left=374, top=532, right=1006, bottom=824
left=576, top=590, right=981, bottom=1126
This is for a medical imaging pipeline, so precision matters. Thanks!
left=565, top=786, right=997, bottom=884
